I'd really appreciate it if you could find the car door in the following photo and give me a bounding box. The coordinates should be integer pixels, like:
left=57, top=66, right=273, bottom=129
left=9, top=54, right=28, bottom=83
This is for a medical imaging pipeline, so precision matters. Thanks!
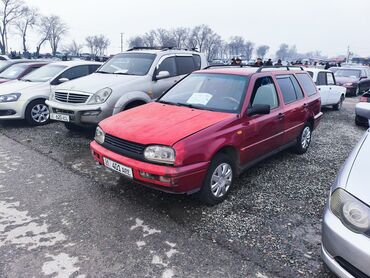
left=240, top=76, right=285, bottom=165
left=275, top=74, right=308, bottom=144
left=316, top=71, right=330, bottom=105
left=151, top=56, right=179, bottom=99
left=327, top=71, right=344, bottom=104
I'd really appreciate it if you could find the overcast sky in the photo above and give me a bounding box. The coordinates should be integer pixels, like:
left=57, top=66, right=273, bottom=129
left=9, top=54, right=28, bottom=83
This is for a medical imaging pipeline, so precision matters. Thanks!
left=7, top=0, right=370, bottom=58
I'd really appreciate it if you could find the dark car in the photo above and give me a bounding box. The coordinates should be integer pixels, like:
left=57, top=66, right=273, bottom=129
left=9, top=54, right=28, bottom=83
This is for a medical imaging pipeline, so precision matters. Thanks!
left=0, top=61, right=48, bottom=84
left=334, top=66, right=370, bottom=96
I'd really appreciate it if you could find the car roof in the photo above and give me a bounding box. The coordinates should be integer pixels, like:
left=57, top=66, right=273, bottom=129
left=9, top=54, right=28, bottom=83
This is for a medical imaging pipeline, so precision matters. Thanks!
left=197, top=66, right=306, bottom=77
left=47, top=60, right=102, bottom=67
left=305, top=68, right=330, bottom=73
left=124, top=49, right=201, bottom=56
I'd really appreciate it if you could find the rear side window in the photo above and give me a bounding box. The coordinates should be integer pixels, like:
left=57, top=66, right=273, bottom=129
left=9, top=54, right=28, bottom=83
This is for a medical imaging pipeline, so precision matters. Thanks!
left=158, top=57, right=177, bottom=77
left=193, top=55, right=201, bottom=70
left=295, top=73, right=317, bottom=96
left=327, top=72, right=335, bottom=85
left=89, top=64, right=100, bottom=73
left=250, top=76, right=279, bottom=109
left=176, top=56, right=196, bottom=75
left=276, top=75, right=303, bottom=104
left=317, top=72, right=327, bottom=85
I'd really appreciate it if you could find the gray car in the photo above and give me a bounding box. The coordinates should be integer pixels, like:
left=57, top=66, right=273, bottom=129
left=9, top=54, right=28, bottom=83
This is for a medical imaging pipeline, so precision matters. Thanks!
left=322, top=128, right=370, bottom=277
left=46, top=47, right=208, bottom=130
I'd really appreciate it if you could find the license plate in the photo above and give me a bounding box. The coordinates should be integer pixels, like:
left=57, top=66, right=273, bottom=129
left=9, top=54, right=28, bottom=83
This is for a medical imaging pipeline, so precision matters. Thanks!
left=50, top=113, right=70, bottom=122
left=103, top=157, right=133, bottom=178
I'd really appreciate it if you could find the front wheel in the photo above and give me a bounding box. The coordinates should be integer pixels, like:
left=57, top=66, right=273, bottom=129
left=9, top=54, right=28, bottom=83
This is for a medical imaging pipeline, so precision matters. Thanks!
left=198, top=153, right=235, bottom=206
left=333, top=95, right=344, bottom=111
left=293, top=123, right=312, bottom=154
left=25, top=99, right=50, bottom=126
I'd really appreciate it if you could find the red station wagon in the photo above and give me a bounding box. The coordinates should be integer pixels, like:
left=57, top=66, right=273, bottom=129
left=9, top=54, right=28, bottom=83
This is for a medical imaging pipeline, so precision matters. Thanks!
left=90, top=66, right=323, bottom=205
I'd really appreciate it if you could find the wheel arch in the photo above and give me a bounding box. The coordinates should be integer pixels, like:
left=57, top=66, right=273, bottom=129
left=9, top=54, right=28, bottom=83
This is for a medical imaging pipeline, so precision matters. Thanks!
left=212, top=145, right=240, bottom=174
left=23, top=96, right=48, bottom=118
left=113, top=91, right=151, bottom=114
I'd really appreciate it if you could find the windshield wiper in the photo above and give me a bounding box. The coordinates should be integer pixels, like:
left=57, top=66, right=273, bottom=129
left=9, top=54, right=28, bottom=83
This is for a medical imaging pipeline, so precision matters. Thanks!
left=175, top=103, right=213, bottom=111
left=157, top=100, right=177, bottom=106
left=22, top=79, right=32, bottom=82
left=96, top=70, right=111, bottom=74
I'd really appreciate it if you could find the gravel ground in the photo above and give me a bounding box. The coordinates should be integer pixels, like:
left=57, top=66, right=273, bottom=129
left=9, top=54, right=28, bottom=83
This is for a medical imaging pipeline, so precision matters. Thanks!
left=0, top=97, right=367, bottom=277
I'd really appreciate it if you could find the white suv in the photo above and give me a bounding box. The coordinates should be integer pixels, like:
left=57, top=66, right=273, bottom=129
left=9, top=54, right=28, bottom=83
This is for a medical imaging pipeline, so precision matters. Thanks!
left=46, top=47, right=208, bottom=130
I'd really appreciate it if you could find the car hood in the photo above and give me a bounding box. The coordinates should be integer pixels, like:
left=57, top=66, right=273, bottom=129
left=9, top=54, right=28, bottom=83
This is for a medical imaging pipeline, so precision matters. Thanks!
left=335, top=76, right=358, bottom=85
left=56, top=72, right=142, bottom=93
left=99, top=102, right=235, bottom=146
left=0, top=80, right=45, bottom=95
left=345, top=131, right=370, bottom=205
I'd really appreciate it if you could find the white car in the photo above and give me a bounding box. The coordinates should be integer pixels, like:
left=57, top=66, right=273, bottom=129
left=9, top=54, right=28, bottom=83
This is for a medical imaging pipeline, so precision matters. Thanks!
left=306, top=68, right=346, bottom=110
left=0, top=61, right=101, bottom=125
left=355, top=91, right=370, bottom=126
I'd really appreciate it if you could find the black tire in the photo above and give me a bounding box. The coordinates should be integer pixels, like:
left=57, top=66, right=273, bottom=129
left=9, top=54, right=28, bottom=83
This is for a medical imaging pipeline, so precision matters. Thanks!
left=64, top=122, right=82, bottom=131
left=124, top=101, right=146, bottom=111
left=333, top=95, right=344, bottom=111
left=25, top=99, right=50, bottom=126
left=198, top=153, right=235, bottom=206
left=293, top=123, right=312, bottom=155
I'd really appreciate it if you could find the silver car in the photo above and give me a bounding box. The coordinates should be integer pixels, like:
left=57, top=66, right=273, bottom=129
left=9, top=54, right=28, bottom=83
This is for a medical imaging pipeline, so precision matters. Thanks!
left=322, top=128, right=370, bottom=277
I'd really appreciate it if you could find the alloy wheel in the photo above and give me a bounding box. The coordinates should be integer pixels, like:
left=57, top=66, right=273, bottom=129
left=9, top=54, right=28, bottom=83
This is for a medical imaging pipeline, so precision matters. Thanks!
left=301, top=126, right=311, bottom=149
left=31, top=104, right=49, bottom=123
left=210, top=163, right=233, bottom=198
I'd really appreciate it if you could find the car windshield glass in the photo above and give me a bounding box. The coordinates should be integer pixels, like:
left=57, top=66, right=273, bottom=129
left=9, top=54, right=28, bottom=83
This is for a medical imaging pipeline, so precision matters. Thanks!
left=334, top=69, right=361, bottom=78
left=98, top=53, right=156, bottom=76
left=0, top=61, right=10, bottom=72
left=21, top=64, right=66, bottom=82
left=0, top=63, right=29, bottom=79
left=159, top=73, right=249, bottom=113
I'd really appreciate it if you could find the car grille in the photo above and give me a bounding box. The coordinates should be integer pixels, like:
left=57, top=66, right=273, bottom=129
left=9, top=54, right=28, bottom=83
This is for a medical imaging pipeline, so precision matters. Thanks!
left=103, top=134, right=146, bottom=160
left=55, top=92, right=90, bottom=104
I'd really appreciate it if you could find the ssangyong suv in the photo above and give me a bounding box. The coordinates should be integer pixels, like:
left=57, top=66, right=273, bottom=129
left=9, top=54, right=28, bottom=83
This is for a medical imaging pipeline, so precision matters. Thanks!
left=46, top=47, right=208, bottom=131
left=90, top=66, right=323, bottom=205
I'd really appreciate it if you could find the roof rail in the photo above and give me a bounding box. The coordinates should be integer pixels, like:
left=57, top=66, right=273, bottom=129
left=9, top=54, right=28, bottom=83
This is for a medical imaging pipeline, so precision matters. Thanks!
left=256, top=65, right=304, bottom=73
left=127, top=46, right=199, bottom=52
left=204, top=64, right=247, bottom=69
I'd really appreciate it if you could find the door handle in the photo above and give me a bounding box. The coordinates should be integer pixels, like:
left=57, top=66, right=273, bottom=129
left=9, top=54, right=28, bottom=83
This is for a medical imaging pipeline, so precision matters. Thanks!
left=278, top=113, right=285, bottom=120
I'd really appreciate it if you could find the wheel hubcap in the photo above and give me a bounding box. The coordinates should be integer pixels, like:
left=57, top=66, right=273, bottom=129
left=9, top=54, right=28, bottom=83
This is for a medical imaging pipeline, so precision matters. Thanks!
left=301, top=127, right=311, bottom=149
left=31, top=104, right=49, bottom=123
left=210, top=163, right=232, bottom=198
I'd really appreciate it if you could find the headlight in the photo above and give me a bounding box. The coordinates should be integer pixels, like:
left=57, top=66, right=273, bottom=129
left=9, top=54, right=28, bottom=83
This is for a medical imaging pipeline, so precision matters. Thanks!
left=330, top=188, right=370, bottom=235
left=144, top=145, right=175, bottom=165
left=0, top=93, right=21, bottom=103
left=94, top=126, right=105, bottom=144
left=88, top=88, right=112, bottom=104
left=343, top=82, right=354, bottom=87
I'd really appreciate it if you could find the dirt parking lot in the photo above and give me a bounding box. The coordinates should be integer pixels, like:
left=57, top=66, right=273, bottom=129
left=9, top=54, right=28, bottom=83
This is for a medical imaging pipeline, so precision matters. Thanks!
left=0, top=97, right=367, bottom=277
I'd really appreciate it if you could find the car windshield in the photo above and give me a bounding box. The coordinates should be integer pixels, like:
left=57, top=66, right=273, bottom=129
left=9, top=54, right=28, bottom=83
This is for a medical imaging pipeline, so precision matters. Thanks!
left=0, top=61, right=10, bottom=72
left=0, top=63, right=29, bottom=79
left=21, top=64, right=66, bottom=82
left=335, top=69, right=361, bottom=78
left=97, top=53, right=156, bottom=76
left=158, top=73, right=249, bottom=113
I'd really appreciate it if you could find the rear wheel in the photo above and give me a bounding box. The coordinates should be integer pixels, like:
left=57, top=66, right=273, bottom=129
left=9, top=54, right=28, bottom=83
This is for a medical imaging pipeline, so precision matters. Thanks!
left=25, top=99, right=50, bottom=126
left=333, top=95, right=344, bottom=111
left=293, top=123, right=312, bottom=154
left=198, top=153, right=235, bottom=206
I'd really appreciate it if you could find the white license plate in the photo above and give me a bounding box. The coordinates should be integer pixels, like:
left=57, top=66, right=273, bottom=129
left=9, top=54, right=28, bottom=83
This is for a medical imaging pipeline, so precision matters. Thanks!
left=103, top=157, right=133, bottom=178
left=50, top=113, right=70, bottom=122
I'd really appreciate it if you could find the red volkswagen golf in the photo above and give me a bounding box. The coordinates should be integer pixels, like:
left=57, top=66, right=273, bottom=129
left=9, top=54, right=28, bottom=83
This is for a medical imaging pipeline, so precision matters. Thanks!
left=90, top=66, right=323, bottom=205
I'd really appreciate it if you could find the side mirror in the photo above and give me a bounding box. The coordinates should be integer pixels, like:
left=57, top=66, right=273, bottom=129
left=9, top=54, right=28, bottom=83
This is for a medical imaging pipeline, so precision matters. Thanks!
left=58, top=77, right=69, bottom=84
left=247, top=104, right=271, bottom=117
left=155, top=71, right=170, bottom=80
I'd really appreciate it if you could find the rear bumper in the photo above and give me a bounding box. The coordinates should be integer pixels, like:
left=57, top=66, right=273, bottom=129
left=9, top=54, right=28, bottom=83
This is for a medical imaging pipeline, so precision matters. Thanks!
left=90, top=141, right=209, bottom=194
left=356, top=103, right=370, bottom=119
left=313, top=111, right=324, bottom=130
left=46, top=100, right=114, bottom=125
left=321, top=205, right=370, bottom=277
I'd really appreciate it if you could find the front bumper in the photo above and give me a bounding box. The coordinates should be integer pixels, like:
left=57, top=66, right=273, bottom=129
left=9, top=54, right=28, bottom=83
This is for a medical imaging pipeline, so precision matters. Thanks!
left=0, top=101, right=26, bottom=120
left=344, top=86, right=357, bottom=96
left=46, top=100, right=114, bottom=125
left=356, top=103, right=370, bottom=120
left=322, top=205, right=370, bottom=277
left=90, top=141, right=209, bottom=194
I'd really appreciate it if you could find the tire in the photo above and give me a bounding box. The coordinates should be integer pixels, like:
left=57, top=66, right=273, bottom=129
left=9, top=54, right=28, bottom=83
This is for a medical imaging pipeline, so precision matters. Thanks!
left=198, top=153, right=235, bottom=206
left=333, top=95, right=344, bottom=111
left=64, top=122, right=82, bottom=131
left=25, top=99, right=50, bottom=126
left=293, top=123, right=312, bottom=155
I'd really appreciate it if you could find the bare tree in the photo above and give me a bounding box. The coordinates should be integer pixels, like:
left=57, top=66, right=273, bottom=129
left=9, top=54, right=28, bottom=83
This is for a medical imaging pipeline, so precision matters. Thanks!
left=0, top=0, right=25, bottom=54
left=189, top=25, right=212, bottom=52
left=85, top=36, right=95, bottom=54
left=127, top=36, right=144, bottom=48
left=63, top=40, right=83, bottom=56
left=276, top=43, right=289, bottom=60
left=15, top=6, right=37, bottom=53
left=228, top=36, right=245, bottom=57
left=85, top=35, right=110, bottom=56
left=243, top=41, right=254, bottom=61
left=35, top=15, right=52, bottom=57
left=171, top=27, right=190, bottom=48
left=256, top=45, right=270, bottom=60
left=47, top=15, right=67, bottom=56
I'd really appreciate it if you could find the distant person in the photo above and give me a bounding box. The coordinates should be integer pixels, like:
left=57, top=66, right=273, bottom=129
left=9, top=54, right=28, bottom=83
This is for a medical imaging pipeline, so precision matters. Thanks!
left=304, top=61, right=309, bottom=67
left=275, top=59, right=282, bottom=66
left=254, top=58, right=263, bottom=67
left=264, top=59, right=273, bottom=66
left=325, top=62, right=330, bottom=70
left=231, top=57, right=242, bottom=66
left=337, top=62, right=341, bottom=67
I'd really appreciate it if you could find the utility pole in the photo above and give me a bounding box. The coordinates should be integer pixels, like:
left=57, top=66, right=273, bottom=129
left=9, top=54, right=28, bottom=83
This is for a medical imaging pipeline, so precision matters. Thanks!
left=120, top=33, right=124, bottom=53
